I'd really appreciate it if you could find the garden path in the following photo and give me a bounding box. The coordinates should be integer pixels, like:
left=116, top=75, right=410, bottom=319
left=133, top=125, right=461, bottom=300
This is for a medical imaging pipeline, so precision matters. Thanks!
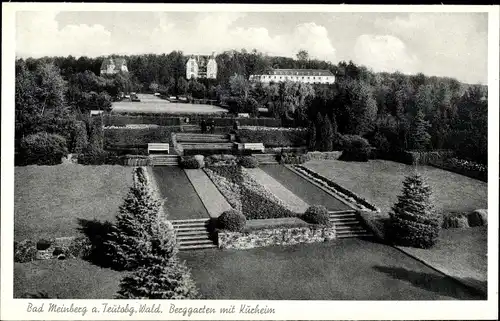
left=244, top=168, right=309, bottom=213
left=184, top=169, right=233, bottom=218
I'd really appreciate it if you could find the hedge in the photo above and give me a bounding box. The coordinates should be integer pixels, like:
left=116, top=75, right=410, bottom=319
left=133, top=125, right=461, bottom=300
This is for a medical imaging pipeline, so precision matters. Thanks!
left=237, top=129, right=308, bottom=147
left=104, top=113, right=281, bottom=127
left=277, top=152, right=310, bottom=164
left=104, top=126, right=179, bottom=148
left=18, top=132, right=69, bottom=166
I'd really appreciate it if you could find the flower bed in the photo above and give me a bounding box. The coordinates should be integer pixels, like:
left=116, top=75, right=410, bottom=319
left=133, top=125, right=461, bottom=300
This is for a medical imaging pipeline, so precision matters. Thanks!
left=218, top=225, right=336, bottom=250
left=293, top=165, right=379, bottom=212
left=204, top=165, right=297, bottom=219
left=14, top=236, right=92, bottom=262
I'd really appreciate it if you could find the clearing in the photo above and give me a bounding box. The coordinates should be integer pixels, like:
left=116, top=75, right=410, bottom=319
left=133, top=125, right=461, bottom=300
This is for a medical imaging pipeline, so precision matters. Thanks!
left=112, top=94, right=228, bottom=114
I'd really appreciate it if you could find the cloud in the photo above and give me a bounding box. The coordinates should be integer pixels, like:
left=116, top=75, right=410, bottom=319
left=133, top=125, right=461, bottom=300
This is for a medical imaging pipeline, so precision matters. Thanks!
left=354, top=34, right=419, bottom=74
left=373, top=13, right=487, bottom=84
left=16, top=11, right=112, bottom=58
left=149, top=14, right=336, bottom=61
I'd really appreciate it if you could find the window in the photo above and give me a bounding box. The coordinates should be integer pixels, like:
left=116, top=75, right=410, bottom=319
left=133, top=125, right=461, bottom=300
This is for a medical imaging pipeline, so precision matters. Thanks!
left=280, top=76, right=282, bottom=79
left=302, top=76, right=304, bottom=79
left=191, top=66, right=194, bottom=72
left=274, top=76, right=276, bottom=79
left=307, top=77, right=310, bottom=79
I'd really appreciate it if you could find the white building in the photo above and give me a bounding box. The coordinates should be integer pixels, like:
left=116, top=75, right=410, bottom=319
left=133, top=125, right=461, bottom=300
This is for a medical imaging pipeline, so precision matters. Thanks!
left=100, top=57, right=128, bottom=76
left=186, top=52, right=217, bottom=79
left=249, top=69, right=335, bottom=85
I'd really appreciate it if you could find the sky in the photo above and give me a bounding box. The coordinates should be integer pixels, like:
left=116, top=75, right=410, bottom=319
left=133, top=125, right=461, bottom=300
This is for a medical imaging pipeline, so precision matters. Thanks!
left=15, top=11, right=488, bottom=84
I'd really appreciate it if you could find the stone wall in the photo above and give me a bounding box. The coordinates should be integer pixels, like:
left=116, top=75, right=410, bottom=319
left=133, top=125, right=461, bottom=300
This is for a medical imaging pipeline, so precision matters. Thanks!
left=218, top=226, right=336, bottom=250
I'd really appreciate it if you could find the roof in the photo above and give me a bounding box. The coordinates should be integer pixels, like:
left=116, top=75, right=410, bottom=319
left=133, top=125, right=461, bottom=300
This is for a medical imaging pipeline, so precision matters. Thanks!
left=263, top=69, right=334, bottom=76
left=100, top=57, right=127, bottom=71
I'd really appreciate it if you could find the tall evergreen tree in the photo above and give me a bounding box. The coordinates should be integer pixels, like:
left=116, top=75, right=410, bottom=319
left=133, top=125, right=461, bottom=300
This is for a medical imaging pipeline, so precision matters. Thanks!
left=314, top=112, right=324, bottom=151
left=388, top=172, right=440, bottom=249
left=116, top=257, right=199, bottom=299
left=105, top=168, right=165, bottom=270
left=410, top=108, right=431, bottom=150
left=307, top=121, right=317, bottom=151
left=321, top=115, right=334, bottom=152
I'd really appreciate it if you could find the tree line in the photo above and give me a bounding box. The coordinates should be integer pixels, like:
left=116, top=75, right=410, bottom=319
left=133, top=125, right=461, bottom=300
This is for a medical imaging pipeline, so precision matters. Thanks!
left=15, top=49, right=487, bottom=165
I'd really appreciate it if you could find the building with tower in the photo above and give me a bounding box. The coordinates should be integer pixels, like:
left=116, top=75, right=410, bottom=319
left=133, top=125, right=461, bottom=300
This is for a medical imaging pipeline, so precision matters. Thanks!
left=186, top=52, right=217, bottom=79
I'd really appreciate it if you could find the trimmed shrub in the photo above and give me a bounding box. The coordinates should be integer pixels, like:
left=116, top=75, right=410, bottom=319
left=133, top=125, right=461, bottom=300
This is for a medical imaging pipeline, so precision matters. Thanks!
left=68, top=236, right=93, bottom=259
left=36, top=239, right=52, bottom=251
left=239, top=156, right=259, bottom=168
left=442, top=212, right=470, bottom=229
left=18, top=132, right=68, bottom=165
left=78, top=147, right=121, bottom=165
left=468, top=209, right=487, bottom=227
left=302, top=205, right=330, bottom=226
left=277, top=152, right=310, bottom=164
left=180, top=157, right=201, bottom=169
left=104, top=126, right=178, bottom=149
left=14, top=239, right=37, bottom=263
left=116, top=257, right=199, bottom=299
left=218, top=209, right=246, bottom=232
left=388, top=173, right=441, bottom=248
left=339, top=135, right=371, bottom=162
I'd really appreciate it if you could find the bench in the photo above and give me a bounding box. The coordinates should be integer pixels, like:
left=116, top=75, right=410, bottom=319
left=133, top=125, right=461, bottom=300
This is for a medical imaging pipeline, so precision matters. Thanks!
left=148, top=143, right=170, bottom=154
left=243, top=143, right=265, bottom=152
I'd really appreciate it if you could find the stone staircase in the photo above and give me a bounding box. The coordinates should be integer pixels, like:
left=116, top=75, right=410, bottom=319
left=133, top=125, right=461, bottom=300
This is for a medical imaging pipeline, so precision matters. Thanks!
left=176, top=133, right=230, bottom=143
left=151, top=155, right=179, bottom=166
left=171, top=218, right=217, bottom=250
left=253, top=153, right=279, bottom=164
left=329, top=210, right=373, bottom=239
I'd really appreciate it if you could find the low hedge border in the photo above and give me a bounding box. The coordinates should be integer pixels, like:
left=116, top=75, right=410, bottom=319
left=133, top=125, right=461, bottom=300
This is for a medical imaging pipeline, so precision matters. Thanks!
left=430, top=159, right=487, bottom=182
left=14, top=236, right=92, bottom=263
left=291, top=165, right=379, bottom=212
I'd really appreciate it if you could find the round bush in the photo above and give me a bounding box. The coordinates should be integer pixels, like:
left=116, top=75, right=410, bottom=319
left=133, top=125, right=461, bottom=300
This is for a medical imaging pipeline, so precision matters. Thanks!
left=339, top=135, right=371, bottom=162
left=218, top=209, right=246, bottom=232
left=180, top=157, right=201, bottom=169
left=442, top=213, right=469, bottom=229
left=14, top=239, right=37, bottom=263
left=239, top=156, right=259, bottom=168
left=36, top=239, right=53, bottom=251
left=468, top=209, right=487, bottom=227
left=302, top=205, right=330, bottom=225
left=19, top=132, right=68, bottom=165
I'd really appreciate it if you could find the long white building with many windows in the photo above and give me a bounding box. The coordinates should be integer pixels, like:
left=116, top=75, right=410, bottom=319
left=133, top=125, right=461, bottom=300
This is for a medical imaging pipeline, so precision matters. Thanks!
left=249, top=69, right=335, bottom=84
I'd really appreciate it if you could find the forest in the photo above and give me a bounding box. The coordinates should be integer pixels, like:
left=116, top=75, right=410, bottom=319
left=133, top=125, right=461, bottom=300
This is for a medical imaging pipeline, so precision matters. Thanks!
left=15, top=49, right=487, bottom=166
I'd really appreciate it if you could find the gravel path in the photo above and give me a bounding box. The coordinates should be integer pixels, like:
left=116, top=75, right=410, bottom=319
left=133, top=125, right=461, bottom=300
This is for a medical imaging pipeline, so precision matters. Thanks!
left=184, top=169, right=233, bottom=218
left=244, top=168, right=309, bottom=213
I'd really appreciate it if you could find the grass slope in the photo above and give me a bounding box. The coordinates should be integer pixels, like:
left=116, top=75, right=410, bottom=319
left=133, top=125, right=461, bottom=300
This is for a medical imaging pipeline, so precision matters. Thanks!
left=152, top=166, right=209, bottom=220
left=261, top=165, right=351, bottom=211
left=304, top=159, right=487, bottom=215
left=15, top=165, right=133, bottom=241
left=180, top=239, right=484, bottom=300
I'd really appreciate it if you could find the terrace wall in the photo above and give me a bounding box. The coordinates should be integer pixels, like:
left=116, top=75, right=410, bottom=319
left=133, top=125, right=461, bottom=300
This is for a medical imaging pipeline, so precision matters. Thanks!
left=218, top=225, right=336, bottom=250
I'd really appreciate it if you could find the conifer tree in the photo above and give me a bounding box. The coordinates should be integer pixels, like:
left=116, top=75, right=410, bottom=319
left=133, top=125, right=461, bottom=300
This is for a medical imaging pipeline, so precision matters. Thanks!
left=388, top=172, right=440, bottom=248
left=105, top=168, right=165, bottom=270
left=314, top=112, right=324, bottom=151
left=410, top=108, right=431, bottom=150
left=307, top=121, right=317, bottom=151
left=116, top=257, right=199, bottom=299
left=321, top=115, right=334, bottom=152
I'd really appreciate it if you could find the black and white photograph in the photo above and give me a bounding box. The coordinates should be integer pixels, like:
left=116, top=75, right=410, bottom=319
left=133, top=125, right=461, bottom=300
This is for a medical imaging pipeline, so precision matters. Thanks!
left=1, top=3, right=498, bottom=321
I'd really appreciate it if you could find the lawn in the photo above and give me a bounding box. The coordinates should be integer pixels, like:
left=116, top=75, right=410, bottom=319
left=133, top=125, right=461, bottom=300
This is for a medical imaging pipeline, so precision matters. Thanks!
left=14, top=259, right=125, bottom=299
left=179, top=239, right=484, bottom=300
left=152, top=167, right=209, bottom=220
left=261, top=165, right=351, bottom=211
left=303, top=159, right=487, bottom=215
left=397, top=226, right=488, bottom=295
left=112, top=94, right=228, bottom=114
left=14, top=165, right=134, bottom=241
